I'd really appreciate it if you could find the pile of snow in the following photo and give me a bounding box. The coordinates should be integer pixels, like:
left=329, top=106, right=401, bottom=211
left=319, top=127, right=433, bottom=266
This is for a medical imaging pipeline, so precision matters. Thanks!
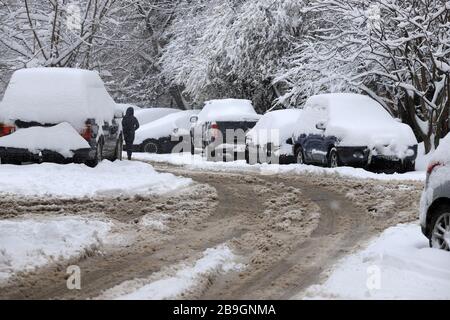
left=0, top=160, right=191, bottom=198
left=415, top=142, right=434, bottom=171
left=135, top=110, right=199, bottom=144
left=246, top=109, right=302, bottom=155
left=197, top=99, right=261, bottom=123
left=0, top=68, right=115, bottom=130
left=132, top=153, right=425, bottom=181
left=134, top=108, right=180, bottom=126
left=301, top=223, right=450, bottom=299
left=0, top=123, right=90, bottom=158
left=0, top=215, right=112, bottom=282
left=295, top=94, right=417, bottom=158
left=428, top=133, right=450, bottom=165
left=98, top=244, right=244, bottom=300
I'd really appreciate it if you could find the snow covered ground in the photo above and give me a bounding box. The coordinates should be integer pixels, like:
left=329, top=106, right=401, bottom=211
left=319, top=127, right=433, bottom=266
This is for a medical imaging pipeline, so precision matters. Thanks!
left=300, top=223, right=450, bottom=300
left=0, top=215, right=113, bottom=283
left=132, top=152, right=426, bottom=181
left=0, top=160, right=191, bottom=198
left=97, top=244, right=244, bottom=300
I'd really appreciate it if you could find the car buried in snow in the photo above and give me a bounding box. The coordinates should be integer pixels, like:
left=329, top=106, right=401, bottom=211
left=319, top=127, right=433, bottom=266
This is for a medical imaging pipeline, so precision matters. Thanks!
left=190, top=99, right=261, bottom=162
left=245, top=109, right=302, bottom=165
left=0, top=68, right=123, bottom=166
left=292, top=93, right=418, bottom=173
left=420, top=134, right=450, bottom=251
left=133, top=110, right=199, bottom=154
left=134, top=107, right=180, bottom=127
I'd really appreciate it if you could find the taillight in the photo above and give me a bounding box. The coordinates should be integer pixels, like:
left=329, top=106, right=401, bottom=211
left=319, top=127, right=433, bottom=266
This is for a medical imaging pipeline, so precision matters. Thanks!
left=210, top=122, right=220, bottom=139
left=81, top=125, right=93, bottom=141
left=0, top=123, right=16, bottom=137
left=211, top=122, right=219, bottom=130
left=427, top=162, right=443, bottom=175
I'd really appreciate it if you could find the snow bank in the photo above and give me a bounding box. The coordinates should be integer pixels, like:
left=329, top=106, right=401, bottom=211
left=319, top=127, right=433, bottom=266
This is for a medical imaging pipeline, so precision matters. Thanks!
left=135, top=110, right=199, bottom=144
left=0, top=123, right=89, bottom=158
left=0, top=161, right=191, bottom=198
left=246, top=109, right=302, bottom=146
left=0, top=215, right=112, bottom=282
left=134, top=108, right=180, bottom=126
left=198, top=99, right=261, bottom=123
left=98, top=244, right=244, bottom=300
left=296, top=94, right=417, bottom=158
left=0, top=68, right=115, bottom=130
left=301, top=223, right=450, bottom=299
left=132, top=153, right=425, bottom=181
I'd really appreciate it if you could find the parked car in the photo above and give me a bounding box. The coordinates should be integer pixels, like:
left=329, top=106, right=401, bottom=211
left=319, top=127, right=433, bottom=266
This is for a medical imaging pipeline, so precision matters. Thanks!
left=190, top=99, right=261, bottom=161
left=0, top=68, right=123, bottom=166
left=134, top=108, right=180, bottom=126
left=292, top=93, right=418, bottom=172
left=245, top=109, right=302, bottom=164
left=134, top=110, right=199, bottom=153
left=420, top=134, right=450, bottom=251
left=115, top=103, right=141, bottom=117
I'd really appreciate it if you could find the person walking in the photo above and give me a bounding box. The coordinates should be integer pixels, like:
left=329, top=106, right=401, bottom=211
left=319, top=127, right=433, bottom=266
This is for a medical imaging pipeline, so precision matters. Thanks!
left=122, top=107, right=140, bottom=160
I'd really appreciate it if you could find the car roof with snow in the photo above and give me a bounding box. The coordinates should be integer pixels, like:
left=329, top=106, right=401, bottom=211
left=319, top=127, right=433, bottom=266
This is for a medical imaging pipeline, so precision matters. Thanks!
left=115, top=103, right=141, bottom=116
left=297, top=93, right=417, bottom=147
left=0, top=68, right=116, bottom=130
left=134, top=108, right=180, bottom=126
left=197, top=99, right=261, bottom=123
left=135, top=110, right=199, bottom=143
left=247, top=109, right=302, bottom=145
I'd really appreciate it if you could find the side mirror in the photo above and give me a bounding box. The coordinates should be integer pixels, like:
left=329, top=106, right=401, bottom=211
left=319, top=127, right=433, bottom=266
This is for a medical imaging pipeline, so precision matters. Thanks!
left=190, top=115, right=199, bottom=124
left=316, top=121, right=326, bottom=131
left=114, top=110, right=124, bottom=119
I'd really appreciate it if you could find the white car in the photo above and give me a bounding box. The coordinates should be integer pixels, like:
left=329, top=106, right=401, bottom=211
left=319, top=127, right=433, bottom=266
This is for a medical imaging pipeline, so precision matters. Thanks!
left=134, top=110, right=199, bottom=154
left=0, top=68, right=123, bottom=166
left=292, top=93, right=418, bottom=172
left=245, top=109, right=302, bottom=164
left=134, top=108, right=180, bottom=126
left=189, top=99, right=261, bottom=161
left=420, top=134, right=450, bottom=250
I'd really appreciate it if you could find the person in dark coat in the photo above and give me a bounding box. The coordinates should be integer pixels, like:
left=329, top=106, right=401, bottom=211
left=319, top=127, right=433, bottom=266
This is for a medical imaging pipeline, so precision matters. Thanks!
left=122, top=107, right=140, bottom=160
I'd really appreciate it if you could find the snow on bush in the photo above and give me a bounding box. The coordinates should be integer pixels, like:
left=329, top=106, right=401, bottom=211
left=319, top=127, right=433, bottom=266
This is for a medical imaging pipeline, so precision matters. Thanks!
left=295, top=94, right=417, bottom=158
left=246, top=109, right=302, bottom=146
left=301, top=223, right=450, bottom=299
left=134, top=108, right=180, bottom=126
left=0, top=215, right=112, bottom=282
left=0, top=161, right=191, bottom=198
left=135, top=110, right=199, bottom=144
left=97, top=244, right=244, bottom=300
left=0, top=122, right=89, bottom=158
left=0, top=68, right=116, bottom=130
left=197, top=99, right=261, bottom=123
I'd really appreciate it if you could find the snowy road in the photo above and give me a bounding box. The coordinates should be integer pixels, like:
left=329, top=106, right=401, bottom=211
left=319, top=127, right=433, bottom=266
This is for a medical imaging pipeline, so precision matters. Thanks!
left=0, top=160, right=424, bottom=299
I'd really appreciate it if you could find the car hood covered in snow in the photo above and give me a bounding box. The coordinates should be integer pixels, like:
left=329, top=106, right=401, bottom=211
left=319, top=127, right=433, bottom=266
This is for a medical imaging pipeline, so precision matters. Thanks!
left=0, top=68, right=116, bottom=131
left=0, top=122, right=90, bottom=158
left=135, top=110, right=199, bottom=144
left=246, top=109, right=302, bottom=146
left=197, top=99, right=261, bottom=123
left=134, top=108, right=180, bottom=126
left=300, top=93, right=417, bottom=157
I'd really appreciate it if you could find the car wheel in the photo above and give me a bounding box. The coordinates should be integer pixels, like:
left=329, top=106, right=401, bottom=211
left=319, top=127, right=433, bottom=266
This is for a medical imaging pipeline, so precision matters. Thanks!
left=430, top=207, right=450, bottom=251
left=142, top=140, right=159, bottom=154
left=295, top=146, right=305, bottom=164
left=86, top=139, right=103, bottom=167
left=328, top=148, right=339, bottom=168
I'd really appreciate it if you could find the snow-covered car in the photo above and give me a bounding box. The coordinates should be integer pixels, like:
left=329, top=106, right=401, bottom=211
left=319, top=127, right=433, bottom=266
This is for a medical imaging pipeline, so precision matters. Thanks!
left=292, top=93, right=418, bottom=172
left=245, top=109, right=302, bottom=164
left=134, top=107, right=180, bottom=126
left=115, top=103, right=141, bottom=117
left=420, top=134, right=450, bottom=251
left=0, top=68, right=123, bottom=166
left=190, top=99, right=261, bottom=161
left=134, top=110, right=199, bottom=153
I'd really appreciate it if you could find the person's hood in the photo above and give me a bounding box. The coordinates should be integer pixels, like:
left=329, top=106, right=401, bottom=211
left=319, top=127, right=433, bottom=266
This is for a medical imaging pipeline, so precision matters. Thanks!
left=126, top=107, right=134, bottom=117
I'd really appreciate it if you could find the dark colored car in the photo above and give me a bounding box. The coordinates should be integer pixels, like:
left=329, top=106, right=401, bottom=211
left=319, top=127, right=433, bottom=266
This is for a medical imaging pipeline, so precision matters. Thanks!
left=0, top=68, right=123, bottom=167
left=292, top=93, right=418, bottom=172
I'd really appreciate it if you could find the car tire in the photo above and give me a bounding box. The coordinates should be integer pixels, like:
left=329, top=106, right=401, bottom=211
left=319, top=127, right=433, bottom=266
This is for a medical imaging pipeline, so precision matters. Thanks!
left=328, top=148, right=339, bottom=168
left=429, top=204, right=450, bottom=251
left=86, top=138, right=104, bottom=168
left=295, top=146, right=305, bottom=164
left=142, top=139, right=159, bottom=154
